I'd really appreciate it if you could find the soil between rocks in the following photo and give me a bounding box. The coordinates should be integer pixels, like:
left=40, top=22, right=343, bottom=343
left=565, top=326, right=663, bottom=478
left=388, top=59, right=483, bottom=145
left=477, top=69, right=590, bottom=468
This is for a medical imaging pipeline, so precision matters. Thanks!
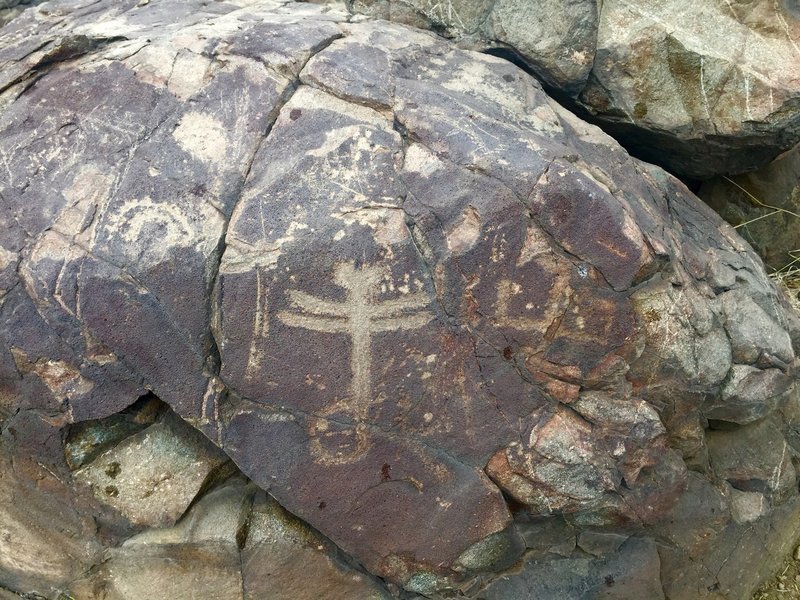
left=754, top=543, right=800, bottom=599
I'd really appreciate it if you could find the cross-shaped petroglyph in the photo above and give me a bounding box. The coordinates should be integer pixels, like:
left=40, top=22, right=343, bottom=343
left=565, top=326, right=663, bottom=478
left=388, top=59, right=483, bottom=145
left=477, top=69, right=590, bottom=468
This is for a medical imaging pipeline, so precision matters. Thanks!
left=278, top=262, right=433, bottom=464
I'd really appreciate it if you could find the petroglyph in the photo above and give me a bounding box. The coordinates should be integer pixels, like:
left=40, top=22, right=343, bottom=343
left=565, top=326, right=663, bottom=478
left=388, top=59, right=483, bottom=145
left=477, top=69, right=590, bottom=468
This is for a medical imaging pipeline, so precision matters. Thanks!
left=495, top=279, right=543, bottom=331
left=245, top=269, right=271, bottom=380
left=109, top=198, right=191, bottom=243
left=167, top=51, right=212, bottom=100
left=172, top=111, right=229, bottom=165
left=494, top=275, right=572, bottom=334
left=278, top=262, right=433, bottom=463
left=103, top=197, right=222, bottom=264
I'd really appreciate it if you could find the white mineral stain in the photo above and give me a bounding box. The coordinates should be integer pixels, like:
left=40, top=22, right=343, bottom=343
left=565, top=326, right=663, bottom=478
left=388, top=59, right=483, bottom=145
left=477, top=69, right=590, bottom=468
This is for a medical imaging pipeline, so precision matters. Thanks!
left=308, top=125, right=371, bottom=158
left=168, top=51, right=212, bottom=100
left=173, top=111, right=229, bottom=165
left=403, top=143, right=443, bottom=177
left=10, top=349, right=94, bottom=401
left=441, top=59, right=562, bottom=134
left=125, top=43, right=178, bottom=87
left=63, top=165, right=114, bottom=209
left=0, top=246, right=16, bottom=271
left=373, top=208, right=408, bottom=246
left=290, top=86, right=389, bottom=128
left=446, top=205, right=481, bottom=255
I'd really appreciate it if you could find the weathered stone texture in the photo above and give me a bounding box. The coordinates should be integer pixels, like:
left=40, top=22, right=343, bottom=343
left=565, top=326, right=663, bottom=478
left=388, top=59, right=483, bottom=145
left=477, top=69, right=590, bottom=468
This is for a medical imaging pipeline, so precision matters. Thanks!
left=0, top=0, right=798, bottom=599
left=73, top=411, right=229, bottom=528
left=348, top=0, right=800, bottom=179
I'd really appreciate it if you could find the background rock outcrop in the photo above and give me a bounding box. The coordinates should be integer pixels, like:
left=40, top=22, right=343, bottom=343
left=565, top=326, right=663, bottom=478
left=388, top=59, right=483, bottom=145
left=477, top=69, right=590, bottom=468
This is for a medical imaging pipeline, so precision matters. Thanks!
left=0, top=0, right=799, bottom=598
left=348, top=0, right=598, bottom=95
left=348, top=0, right=800, bottom=180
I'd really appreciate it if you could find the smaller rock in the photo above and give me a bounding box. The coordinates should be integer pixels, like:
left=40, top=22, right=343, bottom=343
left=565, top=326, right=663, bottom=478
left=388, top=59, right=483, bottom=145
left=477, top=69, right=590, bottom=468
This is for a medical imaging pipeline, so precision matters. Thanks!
left=699, top=144, right=800, bottom=270
left=577, top=530, right=629, bottom=557
left=74, top=411, right=228, bottom=528
left=122, top=476, right=254, bottom=547
left=243, top=492, right=391, bottom=600
left=794, top=545, right=800, bottom=561
left=480, top=537, right=664, bottom=599
left=704, top=366, right=793, bottom=425
left=721, top=290, right=795, bottom=366
left=707, top=421, right=796, bottom=505
left=64, top=394, right=164, bottom=469
left=487, top=394, right=685, bottom=525
left=651, top=472, right=730, bottom=559
left=453, top=528, right=525, bottom=574
left=515, top=516, right=576, bottom=558
left=69, top=543, right=244, bottom=600
left=728, top=487, right=769, bottom=524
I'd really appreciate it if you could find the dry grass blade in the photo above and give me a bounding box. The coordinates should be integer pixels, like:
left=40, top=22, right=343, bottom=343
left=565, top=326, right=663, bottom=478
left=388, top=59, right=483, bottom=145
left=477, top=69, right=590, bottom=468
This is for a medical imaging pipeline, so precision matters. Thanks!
left=719, top=176, right=800, bottom=313
left=723, top=175, right=800, bottom=222
left=771, top=250, right=800, bottom=313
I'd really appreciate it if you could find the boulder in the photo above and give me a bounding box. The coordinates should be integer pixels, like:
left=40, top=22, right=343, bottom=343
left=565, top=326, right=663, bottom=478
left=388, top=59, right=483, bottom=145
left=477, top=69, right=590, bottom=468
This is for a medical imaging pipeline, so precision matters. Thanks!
left=72, top=410, right=230, bottom=528
left=0, top=0, right=798, bottom=598
left=581, top=0, right=800, bottom=179
left=347, top=0, right=598, bottom=95
left=0, top=410, right=129, bottom=598
left=347, top=0, right=800, bottom=179
left=479, top=537, right=665, bottom=600
left=68, top=474, right=391, bottom=600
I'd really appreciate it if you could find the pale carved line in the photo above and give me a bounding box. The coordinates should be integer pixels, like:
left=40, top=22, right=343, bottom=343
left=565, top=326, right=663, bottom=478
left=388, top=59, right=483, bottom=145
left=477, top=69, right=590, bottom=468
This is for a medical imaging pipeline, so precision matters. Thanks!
left=245, top=269, right=270, bottom=379
left=278, top=262, right=433, bottom=464
left=495, top=278, right=542, bottom=330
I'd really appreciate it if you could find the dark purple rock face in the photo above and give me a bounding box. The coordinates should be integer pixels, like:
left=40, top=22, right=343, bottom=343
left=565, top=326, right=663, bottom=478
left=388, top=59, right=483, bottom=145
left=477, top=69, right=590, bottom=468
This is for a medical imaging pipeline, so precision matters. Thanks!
left=0, top=1, right=799, bottom=598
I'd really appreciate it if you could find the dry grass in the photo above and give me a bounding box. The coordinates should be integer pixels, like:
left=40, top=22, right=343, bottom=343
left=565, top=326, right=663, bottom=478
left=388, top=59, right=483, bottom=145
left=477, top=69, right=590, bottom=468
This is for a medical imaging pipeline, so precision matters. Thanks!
left=753, top=548, right=800, bottom=599
left=769, top=250, right=800, bottom=314
left=719, top=176, right=799, bottom=313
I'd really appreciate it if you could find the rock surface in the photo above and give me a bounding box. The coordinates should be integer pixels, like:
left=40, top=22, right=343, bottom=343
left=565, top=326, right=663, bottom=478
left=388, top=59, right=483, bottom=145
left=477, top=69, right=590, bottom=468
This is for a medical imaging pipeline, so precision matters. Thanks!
left=347, top=0, right=800, bottom=179
left=0, top=0, right=798, bottom=598
left=73, top=409, right=229, bottom=528
left=348, top=0, right=598, bottom=95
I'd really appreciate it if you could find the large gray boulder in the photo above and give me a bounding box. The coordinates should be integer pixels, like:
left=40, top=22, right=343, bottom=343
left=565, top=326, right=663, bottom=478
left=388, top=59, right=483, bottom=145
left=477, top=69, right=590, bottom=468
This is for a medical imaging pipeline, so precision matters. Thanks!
left=347, top=0, right=800, bottom=179
left=348, top=0, right=598, bottom=95
left=584, top=0, right=800, bottom=179
left=1, top=0, right=799, bottom=598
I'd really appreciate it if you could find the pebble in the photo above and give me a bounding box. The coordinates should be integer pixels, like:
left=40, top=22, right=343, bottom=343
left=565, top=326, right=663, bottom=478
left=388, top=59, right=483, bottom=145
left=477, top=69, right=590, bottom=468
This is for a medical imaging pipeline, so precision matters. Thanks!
left=794, top=545, right=800, bottom=560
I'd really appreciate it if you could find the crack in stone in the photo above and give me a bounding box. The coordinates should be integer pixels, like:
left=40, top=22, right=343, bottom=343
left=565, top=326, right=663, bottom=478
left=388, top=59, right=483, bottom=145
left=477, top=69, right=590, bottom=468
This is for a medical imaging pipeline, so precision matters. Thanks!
left=0, top=34, right=130, bottom=97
